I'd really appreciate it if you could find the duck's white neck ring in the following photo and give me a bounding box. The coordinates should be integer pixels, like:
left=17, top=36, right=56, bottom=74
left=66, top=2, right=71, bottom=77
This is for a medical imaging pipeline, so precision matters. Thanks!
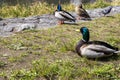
left=82, top=39, right=87, bottom=42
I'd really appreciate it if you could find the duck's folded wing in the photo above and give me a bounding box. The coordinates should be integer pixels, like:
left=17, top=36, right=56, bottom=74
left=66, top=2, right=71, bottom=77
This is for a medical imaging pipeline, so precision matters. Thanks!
left=80, top=9, right=90, bottom=18
left=87, top=45, right=116, bottom=55
left=59, top=11, right=76, bottom=21
left=63, top=10, right=75, bottom=18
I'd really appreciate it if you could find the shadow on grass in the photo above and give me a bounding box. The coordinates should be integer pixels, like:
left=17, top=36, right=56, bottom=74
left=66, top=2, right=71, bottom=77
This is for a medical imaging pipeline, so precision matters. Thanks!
left=96, top=54, right=120, bottom=62
left=74, top=52, right=120, bottom=62
left=104, top=16, right=116, bottom=18
left=64, top=23, right=79, bottom=25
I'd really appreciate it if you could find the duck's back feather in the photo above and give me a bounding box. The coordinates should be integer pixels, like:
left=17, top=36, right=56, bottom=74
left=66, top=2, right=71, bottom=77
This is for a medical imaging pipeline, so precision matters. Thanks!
left=87, top=41, right=118, bottom=50
left=63, top=10, right=75, bottom=19
left=60, top=10, right=76, bottom=22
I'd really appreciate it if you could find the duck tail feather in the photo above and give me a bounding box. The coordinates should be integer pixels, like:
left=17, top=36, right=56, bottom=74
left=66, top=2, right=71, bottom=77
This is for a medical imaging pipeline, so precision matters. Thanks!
left=114, top=50, right=120, bottom=53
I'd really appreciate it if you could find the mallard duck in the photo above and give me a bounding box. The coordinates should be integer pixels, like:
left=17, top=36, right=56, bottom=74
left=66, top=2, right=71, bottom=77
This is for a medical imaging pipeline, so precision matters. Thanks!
left=75, top=27, right=120, bottom=58
left=75, top=4, right=91, bottom=20
left=54, top=4, right=76, bottom=24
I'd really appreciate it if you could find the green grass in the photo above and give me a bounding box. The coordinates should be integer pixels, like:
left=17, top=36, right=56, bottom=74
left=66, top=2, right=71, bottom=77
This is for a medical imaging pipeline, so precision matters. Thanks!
left=0, top=61, right=6, bottom=68
left=0, top=0, right=120, bottom=18
left=84, top=0, right=110, bottom=9
left=0, top=14, right=120, bottom=80
left=0, top=0, right=120, bottom=79
left=0, top=2, right=55, bottom=18
left=0, top=2, right=75, bottom=18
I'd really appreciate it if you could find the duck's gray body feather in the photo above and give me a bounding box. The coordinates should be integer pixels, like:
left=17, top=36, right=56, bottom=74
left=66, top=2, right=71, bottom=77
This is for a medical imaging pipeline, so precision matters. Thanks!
left=80, top=44, right=116, bottom=58
left=55, top=10, right=76, bottom=22
left=76, top=40, right=119, bottom=58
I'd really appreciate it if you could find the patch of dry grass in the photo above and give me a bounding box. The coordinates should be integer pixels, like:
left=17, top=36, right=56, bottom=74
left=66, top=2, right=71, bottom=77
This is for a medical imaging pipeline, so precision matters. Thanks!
left=0, top=0, right=120, bottom=18
left=112, top=0, right=120, bottom=6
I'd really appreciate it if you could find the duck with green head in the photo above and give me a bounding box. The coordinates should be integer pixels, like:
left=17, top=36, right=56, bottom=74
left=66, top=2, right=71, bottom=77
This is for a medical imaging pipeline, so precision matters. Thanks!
left=54, top=4, right=76, bottom=24
left=75, top=27, right=120, bottom=58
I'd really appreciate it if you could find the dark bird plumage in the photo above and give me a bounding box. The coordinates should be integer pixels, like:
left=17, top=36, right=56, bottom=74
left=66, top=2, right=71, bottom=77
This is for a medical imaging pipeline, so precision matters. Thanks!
left=102, top=6, right=113, bottom=16
left=75, top=27, right=120, bottom=58
left=75, top=4, right=91, bottom=20
left=0, top=18, right=3, bottom=21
